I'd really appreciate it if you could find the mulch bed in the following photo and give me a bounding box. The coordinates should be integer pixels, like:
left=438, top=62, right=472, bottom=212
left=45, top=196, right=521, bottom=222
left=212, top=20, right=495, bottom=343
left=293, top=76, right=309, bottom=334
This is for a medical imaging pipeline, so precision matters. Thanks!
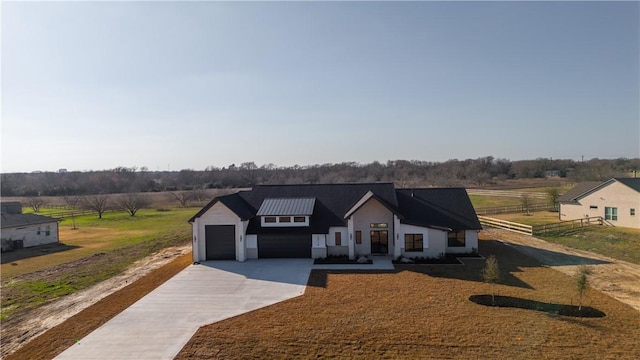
left=314, top=256, right=373, bottom=265
left=4, top=252, right=193, bottom=360
left=469, top=294, right=606, bottom=318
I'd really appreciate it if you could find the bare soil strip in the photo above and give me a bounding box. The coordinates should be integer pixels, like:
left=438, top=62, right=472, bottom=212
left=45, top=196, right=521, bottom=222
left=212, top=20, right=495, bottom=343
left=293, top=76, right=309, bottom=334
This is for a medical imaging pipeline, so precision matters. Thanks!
left=2, top=246, right=192, bottom=360
left=481, top=228, right=640, bottom=312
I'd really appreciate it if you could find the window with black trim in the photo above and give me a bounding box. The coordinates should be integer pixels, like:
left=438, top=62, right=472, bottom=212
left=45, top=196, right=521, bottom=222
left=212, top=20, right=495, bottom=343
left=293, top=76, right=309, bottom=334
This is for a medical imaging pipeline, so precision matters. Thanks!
left=279, top=216, right=291, bottom=223
left=335, top=232, right=342, bottom=246
left=264, top=216, right=276, bottom=223
left=589, top=205, right=598, bottom=209
left=45, top=225, right=51, bottom=236
left=294, top=216, right=305, bottom=223
left=404, top=234, right=423, bottom=252
left=631, top=208, right=636, bottom=216
left=448, top=231, right=466, bottom=247
left=37, top=227, right=41, bottom=235
left=355, top=231, right=362, bottom=244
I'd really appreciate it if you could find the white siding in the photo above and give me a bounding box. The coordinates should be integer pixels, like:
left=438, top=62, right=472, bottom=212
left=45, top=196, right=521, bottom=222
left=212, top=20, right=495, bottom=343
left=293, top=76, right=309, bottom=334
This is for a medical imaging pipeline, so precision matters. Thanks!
left=560, top=181, right=640, bottom=229
left=312, top=234, right=327, bottom=258
left=351, top=199, right=395, bottom=256
left=446, top=230, right=479, bottom=254
left=398, top=224, right=447, bottom=258
left=327, top=227, right=348, bottom=256
left=1, top=222, right=59, bottom=248
left=194, top=202, right=245, bottom=262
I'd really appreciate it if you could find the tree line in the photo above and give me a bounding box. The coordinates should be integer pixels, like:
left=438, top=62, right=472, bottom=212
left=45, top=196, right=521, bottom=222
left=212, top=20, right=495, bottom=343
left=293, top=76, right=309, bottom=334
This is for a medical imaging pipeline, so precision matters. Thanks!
left=2, top=157, right=638, bottom=197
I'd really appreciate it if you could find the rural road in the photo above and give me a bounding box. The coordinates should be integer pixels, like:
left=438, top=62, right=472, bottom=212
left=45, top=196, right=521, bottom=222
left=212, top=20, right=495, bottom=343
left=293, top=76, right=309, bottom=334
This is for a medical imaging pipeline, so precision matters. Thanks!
left=481, top=228, right=640, bottom=312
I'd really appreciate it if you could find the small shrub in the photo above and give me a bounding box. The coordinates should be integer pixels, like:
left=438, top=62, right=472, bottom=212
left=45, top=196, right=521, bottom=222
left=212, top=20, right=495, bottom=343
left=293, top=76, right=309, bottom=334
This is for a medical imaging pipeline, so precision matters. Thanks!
left=482, top=255, right=501, bottom=305
left=575, top=265, right=592, bottom=311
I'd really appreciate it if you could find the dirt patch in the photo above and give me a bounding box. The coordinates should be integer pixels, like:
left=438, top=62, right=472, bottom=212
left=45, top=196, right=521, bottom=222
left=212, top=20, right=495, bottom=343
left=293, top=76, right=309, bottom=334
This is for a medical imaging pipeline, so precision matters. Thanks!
left=1, top=245, right=191, bottom=359
left=481, top=228, right=640, bottom=312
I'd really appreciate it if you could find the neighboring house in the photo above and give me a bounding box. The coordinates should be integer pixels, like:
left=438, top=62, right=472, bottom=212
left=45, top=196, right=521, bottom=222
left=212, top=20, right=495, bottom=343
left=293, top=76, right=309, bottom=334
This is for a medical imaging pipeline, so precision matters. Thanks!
left=188, top=183, right=482, bottom=262
left=1, top=202, right=61, bottom=249
left=558, top=178, right=640, bottom=229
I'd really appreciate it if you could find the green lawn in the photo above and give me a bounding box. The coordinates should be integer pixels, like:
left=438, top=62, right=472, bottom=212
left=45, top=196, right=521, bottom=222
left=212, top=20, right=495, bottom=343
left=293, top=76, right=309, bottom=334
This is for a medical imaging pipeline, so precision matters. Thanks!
left=492, top=211, right=561, bottom=226
left=468, top=195, right=526, bottom=208
left=539, top=226, right=640, bottom=265
left=1, top=207, right=195, bottom=321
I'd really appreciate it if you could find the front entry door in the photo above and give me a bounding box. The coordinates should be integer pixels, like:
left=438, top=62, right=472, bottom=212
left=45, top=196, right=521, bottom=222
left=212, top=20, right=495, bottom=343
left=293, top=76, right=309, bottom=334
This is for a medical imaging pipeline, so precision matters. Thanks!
left=370, top=230, right=388, bottom=254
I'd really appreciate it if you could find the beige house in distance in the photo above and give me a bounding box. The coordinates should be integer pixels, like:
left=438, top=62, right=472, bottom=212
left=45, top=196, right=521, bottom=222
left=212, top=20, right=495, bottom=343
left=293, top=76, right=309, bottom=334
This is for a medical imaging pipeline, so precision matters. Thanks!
left=558, top=178, right=640, bottom=229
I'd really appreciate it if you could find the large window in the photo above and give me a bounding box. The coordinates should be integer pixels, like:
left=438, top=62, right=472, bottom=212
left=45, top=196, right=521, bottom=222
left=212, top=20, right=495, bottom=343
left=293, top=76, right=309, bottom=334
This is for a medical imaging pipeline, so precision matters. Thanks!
left=404, top=234, right=423, bottom=252
left=605, top=207, right=618, bottom=221
left=335, top=232, right=342, bottom=246
left=355, top=231, right=362, bottom=244
left=448, top=231, right=466, bottom=247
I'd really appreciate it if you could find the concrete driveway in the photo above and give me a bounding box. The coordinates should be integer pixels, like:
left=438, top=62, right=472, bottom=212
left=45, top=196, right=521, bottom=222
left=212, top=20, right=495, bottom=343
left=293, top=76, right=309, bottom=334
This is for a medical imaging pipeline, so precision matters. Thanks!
left=55, top=259, right=313, bottom=360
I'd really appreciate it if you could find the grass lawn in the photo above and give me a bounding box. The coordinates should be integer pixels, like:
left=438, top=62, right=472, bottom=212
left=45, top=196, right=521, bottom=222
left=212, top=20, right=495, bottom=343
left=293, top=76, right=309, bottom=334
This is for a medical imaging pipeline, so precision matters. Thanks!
left=468, top=194, right=525, bottom=208
left=176, top=239, right=640, bottom=359
left=492, top=211, right=561, bottom=226
left=0, top=208, right=195, bottom=321
left=538, top=227, right=640, bottom=265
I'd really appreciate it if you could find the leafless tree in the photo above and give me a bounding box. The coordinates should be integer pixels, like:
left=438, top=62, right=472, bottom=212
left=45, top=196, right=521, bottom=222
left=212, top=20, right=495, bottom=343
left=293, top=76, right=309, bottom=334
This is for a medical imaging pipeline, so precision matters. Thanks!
left=117, top=193, right=151, bottom=216
left=546, top=187, right=561, bottom=211
left=167, top=191, right=191, bottom=207
left=25, top=196, right=48, bottom=213
left=575, top=265, right=592, bottom=311
left=63, top=195, right=83, bottom=209
left=82, top=195, right=110, bottom=219
left=482, top=255, right=501, bottom=305
left=520, top=195, right=533, bottom=215
left=190, top=189, right=209, bottom=203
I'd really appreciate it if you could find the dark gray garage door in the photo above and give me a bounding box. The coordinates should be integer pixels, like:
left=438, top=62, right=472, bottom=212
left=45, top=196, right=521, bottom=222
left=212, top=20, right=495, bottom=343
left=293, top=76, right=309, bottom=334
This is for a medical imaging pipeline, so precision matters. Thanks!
left=258, top=233, right=312, bottom=258
left=205, top=225, right=235, bottom=260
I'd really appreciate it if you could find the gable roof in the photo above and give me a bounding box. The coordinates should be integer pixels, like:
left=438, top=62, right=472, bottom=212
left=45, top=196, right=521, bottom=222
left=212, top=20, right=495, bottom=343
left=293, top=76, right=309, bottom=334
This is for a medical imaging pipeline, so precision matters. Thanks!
left=188, top=192, right=254, bottom=222
left=189, top=183, right=481, bottom=233
left=557, top=181, right=601, bottom=203
left=257, top=198, right=316, bottom=216
left=1, top=213, right=60, bottom=229
left=558, top=178, right=640, bottom=204
left=396, top=188, right=482, bottom=230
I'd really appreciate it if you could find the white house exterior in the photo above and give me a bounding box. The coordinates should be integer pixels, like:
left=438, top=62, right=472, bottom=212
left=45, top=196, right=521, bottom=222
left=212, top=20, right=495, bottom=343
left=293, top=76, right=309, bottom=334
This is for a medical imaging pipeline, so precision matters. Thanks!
left=189, top=183, right=481, bottom=262
left=559, top=178, right=640, bottom=229
left=1, top=202, right=61, bottom=249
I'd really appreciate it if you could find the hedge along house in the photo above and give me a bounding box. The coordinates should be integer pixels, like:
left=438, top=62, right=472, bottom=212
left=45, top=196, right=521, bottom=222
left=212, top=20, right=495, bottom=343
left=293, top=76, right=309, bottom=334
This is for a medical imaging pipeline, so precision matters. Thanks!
left=188, top=183, right=482, bottom=262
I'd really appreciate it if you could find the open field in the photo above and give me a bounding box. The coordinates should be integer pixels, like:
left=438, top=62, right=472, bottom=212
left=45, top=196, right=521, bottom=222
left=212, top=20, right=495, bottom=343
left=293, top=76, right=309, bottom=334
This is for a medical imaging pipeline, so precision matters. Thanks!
left=4, top=252, right=193, bottom=360
left=490, top=212, right=640, bottom=265
left=176, top=239, right=640, bottom=359
left=1, top=208, right=194, bottom=321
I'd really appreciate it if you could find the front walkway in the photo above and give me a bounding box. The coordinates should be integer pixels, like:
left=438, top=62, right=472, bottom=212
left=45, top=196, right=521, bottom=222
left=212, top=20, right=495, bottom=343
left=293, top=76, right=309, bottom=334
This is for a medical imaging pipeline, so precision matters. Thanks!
left=55, top=259, right=313, bottom=360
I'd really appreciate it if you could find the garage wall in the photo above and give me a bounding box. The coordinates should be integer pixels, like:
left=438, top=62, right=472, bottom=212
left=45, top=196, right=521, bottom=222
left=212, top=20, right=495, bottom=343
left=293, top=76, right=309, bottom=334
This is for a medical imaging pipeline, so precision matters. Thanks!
left=194, top=202, right=244, bottom=262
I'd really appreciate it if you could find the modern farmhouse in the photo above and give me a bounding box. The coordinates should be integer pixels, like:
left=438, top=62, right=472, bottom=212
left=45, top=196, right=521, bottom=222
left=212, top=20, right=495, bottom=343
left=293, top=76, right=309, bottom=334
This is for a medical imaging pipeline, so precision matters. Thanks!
left=558, top=178, right=640, bottom=229
left=189, top=183, right=482, bottom=262
left=1, top=202, right=61, bottom=249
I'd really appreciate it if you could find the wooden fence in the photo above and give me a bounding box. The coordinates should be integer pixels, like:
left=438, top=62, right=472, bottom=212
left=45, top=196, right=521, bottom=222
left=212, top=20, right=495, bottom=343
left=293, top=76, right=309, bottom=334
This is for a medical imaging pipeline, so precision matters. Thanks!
left=467, top=189, right=548, bottom=199
left=474, top=203, right=556, bottom=216
left=478, top=216, right=533, bottom=235
left=533, top=217, right=604, bottom=235
left=479, top=215, right=605, bottom=236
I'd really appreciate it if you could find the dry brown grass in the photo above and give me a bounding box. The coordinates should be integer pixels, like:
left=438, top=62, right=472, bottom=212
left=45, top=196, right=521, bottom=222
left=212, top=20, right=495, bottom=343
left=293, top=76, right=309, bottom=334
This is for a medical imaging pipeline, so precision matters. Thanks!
left=176, top=240, right=640, bottom=359
left=4, top=252, right=193, bottom=360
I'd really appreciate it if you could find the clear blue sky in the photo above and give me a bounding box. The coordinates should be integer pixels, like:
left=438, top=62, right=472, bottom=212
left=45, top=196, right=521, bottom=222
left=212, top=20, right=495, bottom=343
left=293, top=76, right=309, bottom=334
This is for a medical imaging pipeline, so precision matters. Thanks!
left=2, top=1, right=639, bottom=173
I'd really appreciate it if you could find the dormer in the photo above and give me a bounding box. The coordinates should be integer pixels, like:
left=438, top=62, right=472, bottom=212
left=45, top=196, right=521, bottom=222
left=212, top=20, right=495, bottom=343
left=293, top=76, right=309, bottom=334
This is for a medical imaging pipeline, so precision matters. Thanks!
left=256, top=198, right=315, bottom=227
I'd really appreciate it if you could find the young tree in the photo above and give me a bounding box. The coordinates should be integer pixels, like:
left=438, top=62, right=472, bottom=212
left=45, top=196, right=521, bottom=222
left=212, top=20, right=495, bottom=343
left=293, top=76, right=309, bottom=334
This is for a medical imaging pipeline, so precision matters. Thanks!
left=117, top=193, right=151, bottom=216
left=482, top=255, right=501, bottom=305
left=546, top=187, right=561, bottom=211
left=25, top=196, right=48, bottom=213
left=520, top=195, right=532, bottom=215
left=82, top=195, right=110, bottom=219
left=575, top=265, right=592, bottom=311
